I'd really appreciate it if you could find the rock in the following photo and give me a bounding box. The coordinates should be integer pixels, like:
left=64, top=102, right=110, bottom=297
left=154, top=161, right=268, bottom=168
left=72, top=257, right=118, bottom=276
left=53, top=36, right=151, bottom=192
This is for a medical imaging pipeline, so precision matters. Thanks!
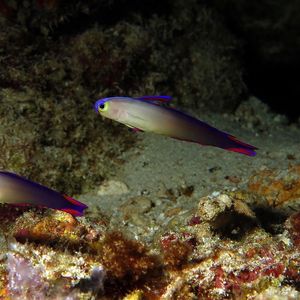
left=97, top=180, right=129, bottom=196
left=197, top=192, right=233, bottom=222
left=248, top=165, right=300, bottom=214
left=120, top=196, right=153, bottom=229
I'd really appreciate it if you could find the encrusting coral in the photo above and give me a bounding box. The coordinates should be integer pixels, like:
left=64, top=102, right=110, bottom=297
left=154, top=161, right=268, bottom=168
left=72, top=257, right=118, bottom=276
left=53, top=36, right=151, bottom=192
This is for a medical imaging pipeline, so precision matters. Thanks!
left=1, top=165, right=300, bottom=299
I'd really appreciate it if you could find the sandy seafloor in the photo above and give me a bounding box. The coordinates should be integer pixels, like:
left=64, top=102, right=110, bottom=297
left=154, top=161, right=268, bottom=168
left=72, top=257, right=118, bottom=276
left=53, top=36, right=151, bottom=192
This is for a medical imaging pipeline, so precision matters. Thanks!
left=80, top=99, right=300, bottom=244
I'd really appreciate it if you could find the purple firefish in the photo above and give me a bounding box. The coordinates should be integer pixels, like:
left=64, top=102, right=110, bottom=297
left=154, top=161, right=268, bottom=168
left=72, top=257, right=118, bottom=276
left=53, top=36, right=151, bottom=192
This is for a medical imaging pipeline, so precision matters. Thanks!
left=94, top=96, right=257, bottom=156
left=0, top=171, right=88, bottom=216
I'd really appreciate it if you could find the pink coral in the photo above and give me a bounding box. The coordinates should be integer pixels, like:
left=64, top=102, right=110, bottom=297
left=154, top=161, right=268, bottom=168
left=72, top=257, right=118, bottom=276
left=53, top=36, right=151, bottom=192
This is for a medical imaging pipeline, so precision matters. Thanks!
left=7, top=253, right=49, bottom=299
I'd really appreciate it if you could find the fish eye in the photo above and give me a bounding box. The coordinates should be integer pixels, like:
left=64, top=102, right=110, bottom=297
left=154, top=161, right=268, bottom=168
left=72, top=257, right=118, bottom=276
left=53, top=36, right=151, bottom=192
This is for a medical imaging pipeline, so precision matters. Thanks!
left=98, top=102, right=108, bottom=112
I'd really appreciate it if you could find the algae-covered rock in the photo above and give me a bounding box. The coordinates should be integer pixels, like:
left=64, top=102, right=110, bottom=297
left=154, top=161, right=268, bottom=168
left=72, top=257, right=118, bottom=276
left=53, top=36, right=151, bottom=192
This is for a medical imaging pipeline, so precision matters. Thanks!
left=248, top=165, right=300, bottom=215
left=66, top=1, right=244, bottom=112
left=0, top=84, right=134, bottom=194
left=0, top=0, right=245, bottom=193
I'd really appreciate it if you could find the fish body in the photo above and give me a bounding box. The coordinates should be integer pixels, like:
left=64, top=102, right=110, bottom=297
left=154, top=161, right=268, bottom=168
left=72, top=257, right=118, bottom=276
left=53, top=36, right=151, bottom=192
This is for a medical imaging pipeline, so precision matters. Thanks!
left=0, top=171, right=87, bottom=216
left=94, top=96, right=257, bottom=156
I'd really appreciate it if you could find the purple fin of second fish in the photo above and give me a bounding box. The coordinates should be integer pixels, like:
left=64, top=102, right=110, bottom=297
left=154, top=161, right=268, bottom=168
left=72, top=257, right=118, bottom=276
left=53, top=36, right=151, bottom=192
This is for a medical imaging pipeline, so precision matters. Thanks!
left=61, top=194, right=88, bottom=216
left=0, top=171, right=88, bottom=216
left=7, top=195, right=87, bottom=217
left=134, top=96, right=172, bottom=103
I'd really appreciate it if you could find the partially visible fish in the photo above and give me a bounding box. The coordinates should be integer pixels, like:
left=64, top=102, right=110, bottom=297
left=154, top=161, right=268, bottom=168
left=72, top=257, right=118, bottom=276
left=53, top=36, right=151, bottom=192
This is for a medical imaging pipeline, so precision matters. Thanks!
left=0, top=171, right=88, bottom=216
left=94, top=96, right=257, bottom=156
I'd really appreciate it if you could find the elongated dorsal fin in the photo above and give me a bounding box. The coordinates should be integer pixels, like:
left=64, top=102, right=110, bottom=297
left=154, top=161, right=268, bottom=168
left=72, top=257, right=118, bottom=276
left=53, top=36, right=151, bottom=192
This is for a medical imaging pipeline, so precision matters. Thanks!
left=134, top=96, right=172, bottom=103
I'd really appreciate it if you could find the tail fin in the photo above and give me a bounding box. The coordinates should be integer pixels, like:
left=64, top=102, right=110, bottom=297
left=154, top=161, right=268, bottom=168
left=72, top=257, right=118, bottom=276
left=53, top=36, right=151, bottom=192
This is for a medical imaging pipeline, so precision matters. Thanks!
left=62, top=194, right=88, bottom=216
left=226, top=135, right=257, bottom=156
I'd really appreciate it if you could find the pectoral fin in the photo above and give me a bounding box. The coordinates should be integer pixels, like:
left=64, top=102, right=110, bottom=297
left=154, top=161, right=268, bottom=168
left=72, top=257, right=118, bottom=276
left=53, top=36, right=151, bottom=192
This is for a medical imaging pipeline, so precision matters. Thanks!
left=131, top=127, right=144, bottom=132
left=125, top=123, right=144, bottom=133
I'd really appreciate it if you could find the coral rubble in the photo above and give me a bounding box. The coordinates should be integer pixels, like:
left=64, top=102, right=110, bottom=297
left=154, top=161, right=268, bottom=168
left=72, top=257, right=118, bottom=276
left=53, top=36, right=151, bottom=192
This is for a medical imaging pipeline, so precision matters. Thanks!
left=1, top=165, right=300, bottom=298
